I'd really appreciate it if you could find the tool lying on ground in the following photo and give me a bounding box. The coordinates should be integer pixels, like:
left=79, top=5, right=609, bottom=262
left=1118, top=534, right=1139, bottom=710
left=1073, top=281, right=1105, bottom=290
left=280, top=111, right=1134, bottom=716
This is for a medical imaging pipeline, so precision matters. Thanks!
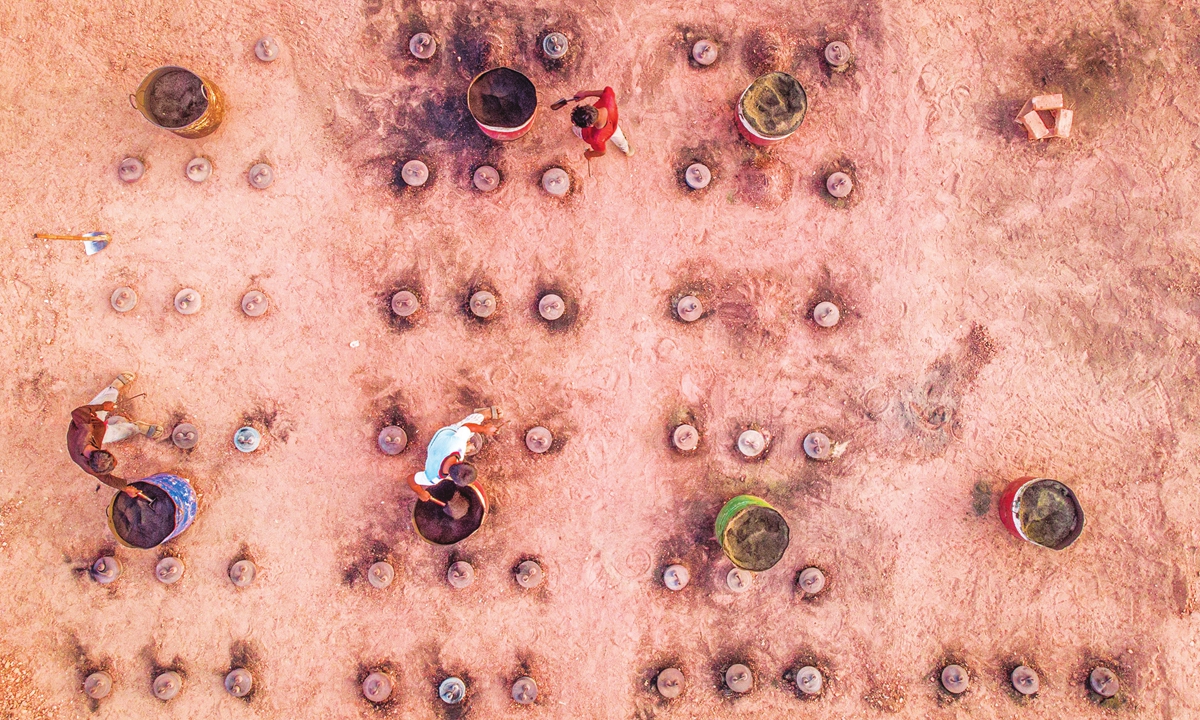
left=34, top=232, right=110, bottom=255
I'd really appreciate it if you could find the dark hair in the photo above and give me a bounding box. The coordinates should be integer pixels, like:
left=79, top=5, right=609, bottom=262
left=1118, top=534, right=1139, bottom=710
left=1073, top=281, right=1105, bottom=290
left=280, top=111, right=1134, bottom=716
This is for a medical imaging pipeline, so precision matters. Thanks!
left=88, top=450, right=115, bottom=474
left=448, top=462, right=477, bottom=487
left=571, top=104, right=598, bottom=128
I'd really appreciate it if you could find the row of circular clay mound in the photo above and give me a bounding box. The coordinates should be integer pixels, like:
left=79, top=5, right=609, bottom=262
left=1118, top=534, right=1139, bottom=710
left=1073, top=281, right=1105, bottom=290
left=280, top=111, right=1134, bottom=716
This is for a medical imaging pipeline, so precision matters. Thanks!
left=377, top=420, right=554, bottom=457
left=117, top=156, right=276, bottom=189
left=79, top=658, right=1123, bottom=706
left=645, top=660, right=1124, bottom=703
left=108, top=286, right=269, bottom=317
left=671, top=422, right=843, bottom=462
left=359, top=558, right=545, bottom=591
left=83, top=667, right=256, bottom=702
left=88, top=554, right=258, bottom=588
left=387, top=287, right=571, bottom=323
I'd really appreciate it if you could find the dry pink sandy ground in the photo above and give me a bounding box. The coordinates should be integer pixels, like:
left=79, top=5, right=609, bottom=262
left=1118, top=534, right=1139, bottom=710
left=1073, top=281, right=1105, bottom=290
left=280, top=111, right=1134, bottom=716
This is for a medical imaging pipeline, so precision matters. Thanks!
left=2, top=0, right=1200, bottom=718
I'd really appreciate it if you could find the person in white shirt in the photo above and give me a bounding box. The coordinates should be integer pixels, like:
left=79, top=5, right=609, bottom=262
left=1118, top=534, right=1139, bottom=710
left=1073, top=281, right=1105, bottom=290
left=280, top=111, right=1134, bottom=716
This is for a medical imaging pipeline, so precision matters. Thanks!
left=407, top=410, right=500, bottom=504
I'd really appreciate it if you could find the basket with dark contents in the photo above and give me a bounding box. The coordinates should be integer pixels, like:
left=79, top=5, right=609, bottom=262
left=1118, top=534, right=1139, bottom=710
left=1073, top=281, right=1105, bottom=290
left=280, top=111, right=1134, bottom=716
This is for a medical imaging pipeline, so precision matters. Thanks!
left=715, top=495, right=791, bottom=572
left=467, top=68, right=537, bottom=129
left=1017, top=479, right=1083, bottom=549
left=738, top=72, right=808, bottom=138
left=413, top=480, right=488, bottom=545
left=109, top=482, right=177, bottom=549
left=145, top=69, right=208, bottom=128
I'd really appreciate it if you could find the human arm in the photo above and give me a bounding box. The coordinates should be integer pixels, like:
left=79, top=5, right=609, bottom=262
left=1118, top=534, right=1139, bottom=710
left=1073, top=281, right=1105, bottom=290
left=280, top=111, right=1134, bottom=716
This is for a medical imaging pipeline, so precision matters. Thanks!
left=573, top=89, right=605, bottom=100
left=584, top=147, right=606, bottom=159
left=407, top=473, right=445, bottom=505
left=462, top=421, right=499, bottom=436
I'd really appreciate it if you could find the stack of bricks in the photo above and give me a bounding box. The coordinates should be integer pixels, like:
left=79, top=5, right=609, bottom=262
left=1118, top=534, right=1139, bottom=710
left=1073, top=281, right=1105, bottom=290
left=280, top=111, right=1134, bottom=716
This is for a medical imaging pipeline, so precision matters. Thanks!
left=1016, top=93, right=1073, bottom=140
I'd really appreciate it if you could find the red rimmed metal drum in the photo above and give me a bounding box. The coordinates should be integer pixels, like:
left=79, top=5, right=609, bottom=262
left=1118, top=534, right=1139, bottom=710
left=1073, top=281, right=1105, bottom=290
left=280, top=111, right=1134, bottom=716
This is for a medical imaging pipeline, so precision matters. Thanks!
left=736, top=71, right=807, bottom=147
left=467, top=68, right=538, bottom=141
left=999, top=476, right=1084, bottom=550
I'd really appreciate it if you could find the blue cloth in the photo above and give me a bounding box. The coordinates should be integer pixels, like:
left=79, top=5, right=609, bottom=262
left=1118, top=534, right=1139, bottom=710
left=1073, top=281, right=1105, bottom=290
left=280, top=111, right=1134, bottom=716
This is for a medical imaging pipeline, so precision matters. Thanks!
left=414, top=413, right=483, bottom=486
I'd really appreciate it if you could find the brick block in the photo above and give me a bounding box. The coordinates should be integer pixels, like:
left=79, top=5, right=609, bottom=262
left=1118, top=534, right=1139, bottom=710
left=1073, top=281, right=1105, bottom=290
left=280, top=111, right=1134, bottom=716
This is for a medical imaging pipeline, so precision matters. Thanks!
left=1032, top=93, right=1064, bottom=111
left=1021, top=110, right=1051, bottom=140
left=1053, top=108, right=1073, bottom=138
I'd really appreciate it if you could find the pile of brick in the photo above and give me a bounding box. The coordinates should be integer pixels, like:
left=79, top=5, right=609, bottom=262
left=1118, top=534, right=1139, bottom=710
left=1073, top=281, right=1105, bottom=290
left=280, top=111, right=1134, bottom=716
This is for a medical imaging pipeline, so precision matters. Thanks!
left=1016, top=94, right=1073, bottom=140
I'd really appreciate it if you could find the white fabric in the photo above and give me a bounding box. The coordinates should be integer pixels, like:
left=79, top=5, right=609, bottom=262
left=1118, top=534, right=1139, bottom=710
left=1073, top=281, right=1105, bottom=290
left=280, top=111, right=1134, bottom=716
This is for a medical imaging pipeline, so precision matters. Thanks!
left=413, top=413, right=485, bottom=487
left=89, top=385, right=139, bottom=444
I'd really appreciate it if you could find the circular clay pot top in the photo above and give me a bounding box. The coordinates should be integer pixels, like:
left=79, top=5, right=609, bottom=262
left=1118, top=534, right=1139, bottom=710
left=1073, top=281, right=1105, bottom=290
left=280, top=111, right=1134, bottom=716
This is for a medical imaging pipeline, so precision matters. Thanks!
left=525, top=426, right=553, bottom=453
left=663, top=564, right=689, bottom=591
left=797, top=566, right=826, bottom=595
left=685, top=163, right=711, bottom=190
left=409, top=32, right=436, bottom=59
left=542, top=32, right=568, bottom=59
left=368, top=561, right=395, bottom=589
left=439, top=676, right=466, bottom=704
left=229, top=559, right=257, bottom=587
left=941, top=664, right=969, bottom=694
left=692, top=39, right=718, bottom=66
left=174, top=288, right=202, bottom=315
left=248, top=163, right=274, bottom=189
left=725, top=664, right=753, bottom=693
left=512, top=676, right=538, bottom=704
left=118, top=157, right=144, bottom=183
left=401, top=160, right=429, bottom=187
left=825, top=41, right=852, bottom=67
left=542, top=168, right=570, bottom=197
left=826, top=171, right=853, bottom=198
left=676, top=295, right=703, bottom=322
left=1089, top=667, right=1119, bottom=698
left=171, top=423, right=198, bottom=449
left=469, top=290, right=496, bottom=318
left=362, top=672, right=393, bottom=703
left=1011, top=665, right=1039, bottom=696
left=657, top=667, right=685, bottom=698
left=92, top=556, right=120, bottom=584
left=795, top=665, right=823, bottom=695
left=391, top=290, right=419, bottom=317
left=111, top=287, right=138, bottom=313
left=155, top=556, right=185, bottom=584
left=473, top=165, right=500, bottom=192
left=447, top=560, right=475, bottom=589
left=153, top=671, right=182, bottom=700
left=813, top=301, right=841, bottom=327
left=241, top=291, right=268, bottom=317
left=515, top=560, right=544, bottom=589
left=727, top=567, right=753, bottom=593
left=225, top=668, right=253, bottom=697
left=234, top=426, right=261, bottom=453
left=803, top=431, right=833, bottom=460
left=538, top=293, right=565, bottom=321
left=377, top=426, right=408, bottom=455
left=672, top=423, right=699, bottom=452
left=255, top=36, right=280, bottom=62
left=84, top=671, right=113, bottom=699
left=185, top=157, right=211, bottom=183
left=737, top=429, right=766, bottom=458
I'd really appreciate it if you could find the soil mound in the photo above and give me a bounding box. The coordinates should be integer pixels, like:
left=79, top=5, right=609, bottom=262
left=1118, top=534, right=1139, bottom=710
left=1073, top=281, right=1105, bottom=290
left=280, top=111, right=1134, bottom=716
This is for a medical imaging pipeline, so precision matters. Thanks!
left=740, top=72, right=807, bottom=137
left=414, top=480, right=485, bottom=545
left=1019, top=480, right=1079, bottom=548
left=111, top=482, right=177, bottom=548
left=468, top=68, right=536, bottom=128
left=147, top=69, right=207, bottom=128
left=724, top=505, right=790, bottom=571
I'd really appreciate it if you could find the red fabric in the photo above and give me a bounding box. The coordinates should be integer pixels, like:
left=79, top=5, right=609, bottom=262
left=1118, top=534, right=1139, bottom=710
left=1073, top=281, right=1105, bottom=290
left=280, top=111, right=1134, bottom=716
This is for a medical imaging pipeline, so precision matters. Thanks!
left=581, top=87, right=617, bottom=153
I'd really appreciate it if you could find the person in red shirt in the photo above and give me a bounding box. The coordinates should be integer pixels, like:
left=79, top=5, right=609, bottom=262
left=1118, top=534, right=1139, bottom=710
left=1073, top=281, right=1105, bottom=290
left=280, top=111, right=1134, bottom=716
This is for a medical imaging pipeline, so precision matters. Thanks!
left=67, top=373, right=163, bottom=496
left=570, top=87, right=633, bottom=159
